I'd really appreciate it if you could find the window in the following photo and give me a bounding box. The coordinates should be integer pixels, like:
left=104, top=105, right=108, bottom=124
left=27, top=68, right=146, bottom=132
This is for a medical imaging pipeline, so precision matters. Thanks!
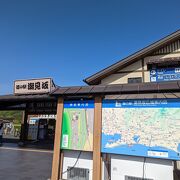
left=67, top=167, right=89, bottom=180
left=128, top=77, right=142, bottom=84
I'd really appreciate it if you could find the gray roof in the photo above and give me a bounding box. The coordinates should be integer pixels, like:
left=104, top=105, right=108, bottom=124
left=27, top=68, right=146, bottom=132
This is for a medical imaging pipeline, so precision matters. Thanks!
left=84, top=30, right=180, bottom=85
left=104, top=93, right=180, bottom=100
left=0, top=94, right=56, bottom=102
left=0, top=94, right=57, bottom=111
left=0, top=81, right=179, bottom=104
left=52, top=81, right=180, bottom=97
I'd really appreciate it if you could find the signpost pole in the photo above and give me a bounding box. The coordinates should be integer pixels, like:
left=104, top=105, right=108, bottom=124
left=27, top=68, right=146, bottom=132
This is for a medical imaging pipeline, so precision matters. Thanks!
left=93, top=96, right=102, bottom=180
left=20, top=109, right=28, bottom=143
left=51, top=97, right=64, bottom=180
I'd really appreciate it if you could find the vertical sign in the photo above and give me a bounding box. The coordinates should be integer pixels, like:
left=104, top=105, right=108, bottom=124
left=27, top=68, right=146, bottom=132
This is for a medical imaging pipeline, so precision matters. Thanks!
left=28, top=117, right=39, bottom=140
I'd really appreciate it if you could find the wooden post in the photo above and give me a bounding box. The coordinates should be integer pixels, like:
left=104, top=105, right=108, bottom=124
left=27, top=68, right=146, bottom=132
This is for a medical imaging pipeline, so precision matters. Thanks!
left=59, top=151, right=64, bottom=179
left=20, top=110, right=28, bottom=142
left=93, top=96, right=102, bottom=180
left=51, top=97, right=64, bottom=180
left=141, top=58, right=145, bottom=83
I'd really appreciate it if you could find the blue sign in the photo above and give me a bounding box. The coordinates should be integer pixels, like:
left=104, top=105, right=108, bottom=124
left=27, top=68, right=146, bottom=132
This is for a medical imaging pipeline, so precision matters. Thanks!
left=101, top=99, right=180, bottom=160
left=103, top=99, right=180, bottom=108
left=64, top=100, right=94, bottom=108
left=150, top=67, right=180, bottom=82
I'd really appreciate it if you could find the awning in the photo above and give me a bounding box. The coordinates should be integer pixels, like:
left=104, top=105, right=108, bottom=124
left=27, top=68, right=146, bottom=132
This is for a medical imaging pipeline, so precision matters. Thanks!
left=104, top=92, right=180, bottom=100
left=52, top=81, right=180, bottom=97
left=147, top=56, right=180, bottom=65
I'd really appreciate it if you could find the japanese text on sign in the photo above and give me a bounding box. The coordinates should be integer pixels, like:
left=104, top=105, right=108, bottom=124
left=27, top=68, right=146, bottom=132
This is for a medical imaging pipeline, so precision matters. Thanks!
left=14, top=78, right=55, bottom=94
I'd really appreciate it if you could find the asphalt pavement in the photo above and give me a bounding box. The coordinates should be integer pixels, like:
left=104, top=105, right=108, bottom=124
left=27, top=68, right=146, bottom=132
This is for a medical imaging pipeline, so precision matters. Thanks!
left=0, top=143, right=53, bottom=180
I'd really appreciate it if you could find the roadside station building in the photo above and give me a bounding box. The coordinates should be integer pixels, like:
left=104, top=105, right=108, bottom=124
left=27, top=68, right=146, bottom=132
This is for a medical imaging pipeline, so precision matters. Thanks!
left=0, top=78, right=57, bottom=144
left=0, top=30, right=180, bottom=180
left=51, top=30, right=180, bottom=180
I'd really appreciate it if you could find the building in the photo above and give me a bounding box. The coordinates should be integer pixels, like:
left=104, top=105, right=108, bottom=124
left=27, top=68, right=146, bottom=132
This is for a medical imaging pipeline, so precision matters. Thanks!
left=51, top=30, right=180, bottom=180
left=0, top=30, right=179, bottom=180
left=85, top=30, right=180, bottom=85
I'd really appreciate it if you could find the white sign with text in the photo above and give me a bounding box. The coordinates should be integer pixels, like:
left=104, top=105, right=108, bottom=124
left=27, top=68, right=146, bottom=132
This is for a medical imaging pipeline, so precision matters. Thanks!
left=14, top=78, right=55, bottom=94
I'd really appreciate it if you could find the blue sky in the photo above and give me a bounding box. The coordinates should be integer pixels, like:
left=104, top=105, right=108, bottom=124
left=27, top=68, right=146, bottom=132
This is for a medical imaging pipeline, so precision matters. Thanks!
left=0, top=0, right=180, bottom=94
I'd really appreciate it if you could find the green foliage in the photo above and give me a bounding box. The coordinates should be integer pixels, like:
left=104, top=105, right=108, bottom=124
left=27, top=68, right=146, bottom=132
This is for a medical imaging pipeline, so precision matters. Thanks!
left=14, top=124, right=21, bottom=131
left=0, top=111, right=23, bottom=124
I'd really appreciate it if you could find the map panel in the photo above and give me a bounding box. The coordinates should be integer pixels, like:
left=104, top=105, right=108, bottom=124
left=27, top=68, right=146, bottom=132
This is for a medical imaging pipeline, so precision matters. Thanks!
left=61, top=100, right=94, bottom=151
left=102, top=99, right=180, bottom=160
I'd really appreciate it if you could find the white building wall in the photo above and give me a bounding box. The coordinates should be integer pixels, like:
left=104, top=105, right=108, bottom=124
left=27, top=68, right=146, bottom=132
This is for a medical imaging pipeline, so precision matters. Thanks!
left=101, top=71, right=143, bottom=85
left=101, top=53, right=180, bottom=85
left=62, top=150, right=93, bottom=180
left=111, top=154, right=174, bottom=180
left=118, top=60, right=142, bottom=72
left=177, top=161, right=180, bottom=170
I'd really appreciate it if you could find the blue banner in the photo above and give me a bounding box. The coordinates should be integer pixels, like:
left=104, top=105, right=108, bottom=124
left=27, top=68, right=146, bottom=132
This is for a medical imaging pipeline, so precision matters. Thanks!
left=150, top=67, right=180, bottom=82
left=103, top=99, right=180, bottom=108
left=64, top=100, right=94, bottom=108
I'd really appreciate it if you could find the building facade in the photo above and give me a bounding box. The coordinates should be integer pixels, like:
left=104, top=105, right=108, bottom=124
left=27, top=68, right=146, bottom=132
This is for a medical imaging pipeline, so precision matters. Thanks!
left=54, top=30, right=180, bottom=180
left=0, top=31, right=179, bottom=180
left=85, top=30, right=180, bottom=86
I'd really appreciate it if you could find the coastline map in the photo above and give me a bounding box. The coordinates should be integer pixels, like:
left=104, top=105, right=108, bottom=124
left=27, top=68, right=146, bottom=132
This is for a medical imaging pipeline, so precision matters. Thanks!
left=101, top=99, right=180, bottom=160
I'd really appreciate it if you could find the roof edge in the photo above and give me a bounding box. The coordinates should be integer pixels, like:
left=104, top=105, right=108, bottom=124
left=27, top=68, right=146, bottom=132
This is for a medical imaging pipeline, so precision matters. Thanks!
left=84, top=29, right=180, bottom=85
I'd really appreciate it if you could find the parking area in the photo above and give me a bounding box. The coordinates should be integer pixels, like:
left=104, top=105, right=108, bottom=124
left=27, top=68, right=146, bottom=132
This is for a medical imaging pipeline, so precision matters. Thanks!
left=0, top=144, right=53, bottom=180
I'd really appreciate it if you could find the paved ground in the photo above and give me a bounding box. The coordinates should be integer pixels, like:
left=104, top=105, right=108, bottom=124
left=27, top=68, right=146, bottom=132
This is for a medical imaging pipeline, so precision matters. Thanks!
left=0, top=144, right=53, bottom=180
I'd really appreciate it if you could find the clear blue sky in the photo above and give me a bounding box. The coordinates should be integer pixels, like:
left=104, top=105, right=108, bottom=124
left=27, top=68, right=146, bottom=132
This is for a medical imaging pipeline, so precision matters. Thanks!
left=0, top=0, right=180, bottom=94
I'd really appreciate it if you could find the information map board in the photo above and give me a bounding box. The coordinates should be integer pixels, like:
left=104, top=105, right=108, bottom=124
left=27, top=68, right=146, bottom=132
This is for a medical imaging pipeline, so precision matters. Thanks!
left=101, top=99, right=180, bottom=160
left=61, top=100, right=94, bottom=151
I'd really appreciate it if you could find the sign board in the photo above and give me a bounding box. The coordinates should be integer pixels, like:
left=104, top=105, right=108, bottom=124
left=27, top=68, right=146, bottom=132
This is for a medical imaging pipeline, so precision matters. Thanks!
left=38, top=114, right=57, bottom=119
left=14, top=78, right=56, bottom=95
left=28, top=117, right=39, bottom=140
left=150, top=67, right=180, bottom=82
left=61, top=100, right=94, bottom=151
left=101, top=99, right=180, bottom=160
left=27, top=101, right=57, bottom=114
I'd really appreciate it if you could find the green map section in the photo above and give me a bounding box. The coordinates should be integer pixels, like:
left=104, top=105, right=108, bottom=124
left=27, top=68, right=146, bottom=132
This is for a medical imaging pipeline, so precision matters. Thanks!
left=61, top=108, right=93, bottom=151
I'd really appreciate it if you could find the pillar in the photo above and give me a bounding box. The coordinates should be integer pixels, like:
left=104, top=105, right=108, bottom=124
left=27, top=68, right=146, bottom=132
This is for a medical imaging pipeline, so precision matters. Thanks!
left=51, top=97, right=64, bottom=180
left=93, top=96, right=102, bottom=180
left=20, top=110, right=28, bottom=143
